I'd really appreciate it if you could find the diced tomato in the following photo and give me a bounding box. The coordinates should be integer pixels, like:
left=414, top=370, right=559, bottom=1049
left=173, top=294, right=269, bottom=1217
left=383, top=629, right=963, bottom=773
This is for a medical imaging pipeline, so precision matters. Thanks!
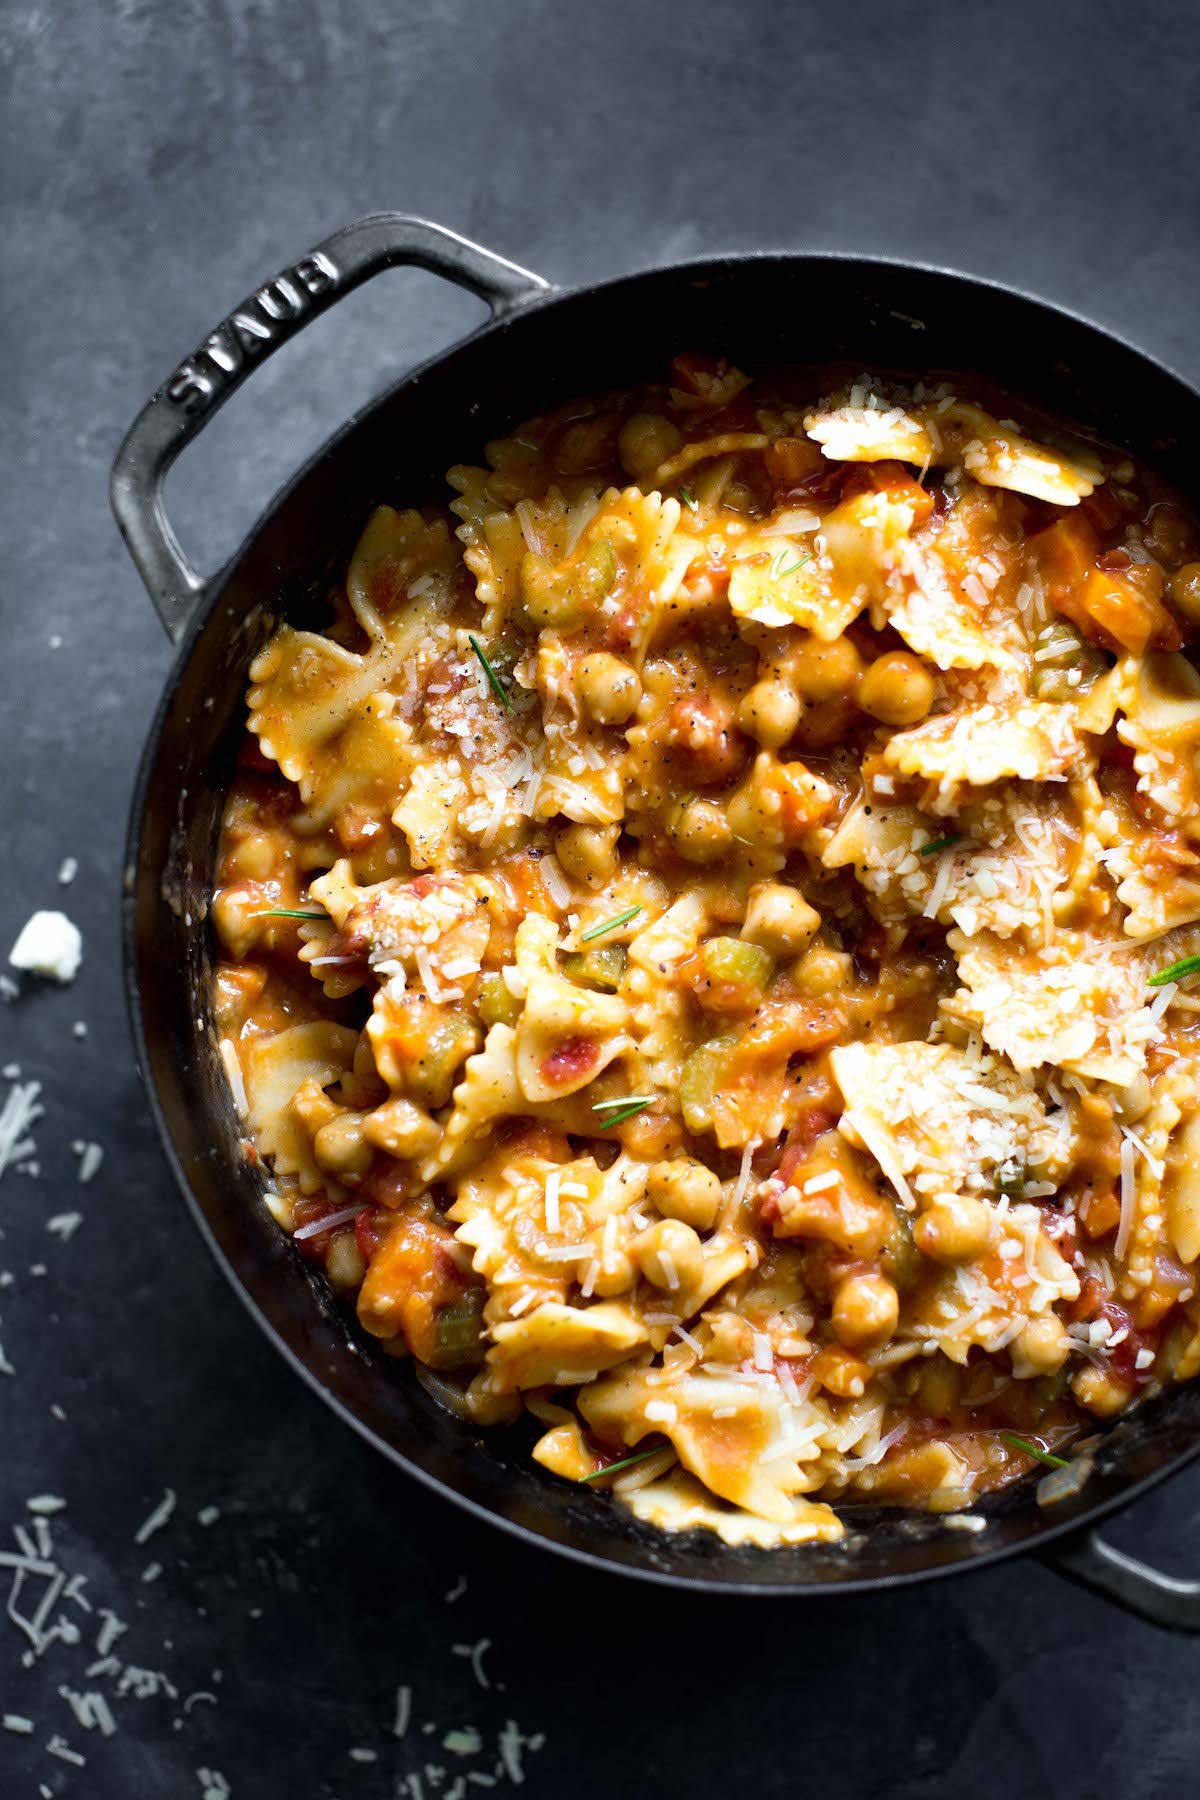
left=662, top=695, right=750, bottom=787
left=356, top=1203, right=477, bottom=1364
left=355, top=1203, right=389, bottom=1262
left=540, top=1035, right=599, bottom=1088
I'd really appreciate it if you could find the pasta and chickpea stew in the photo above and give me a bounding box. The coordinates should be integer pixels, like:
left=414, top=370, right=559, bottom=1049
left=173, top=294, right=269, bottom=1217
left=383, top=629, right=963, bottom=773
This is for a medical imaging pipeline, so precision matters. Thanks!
left=212, top=355, right=1200, bottom=1548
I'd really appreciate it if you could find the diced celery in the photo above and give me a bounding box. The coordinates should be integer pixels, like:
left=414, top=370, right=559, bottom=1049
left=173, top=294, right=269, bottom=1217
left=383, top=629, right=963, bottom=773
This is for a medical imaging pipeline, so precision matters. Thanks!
left=478, top=971, right=521, bottom=1027
left=562, top=945, right=626, bottom=992
left=431, top=1288, right=486, bottom=1368
left=680, top=1034, right=738, bottom=1134
left=701, top=936, right=773, bottom=990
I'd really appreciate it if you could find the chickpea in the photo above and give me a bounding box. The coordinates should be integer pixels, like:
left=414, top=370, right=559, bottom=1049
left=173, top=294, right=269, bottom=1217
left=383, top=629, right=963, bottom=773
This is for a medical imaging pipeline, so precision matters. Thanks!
left=859, top=651, right=936, bottom=725
left=737, top=677, right=801, bottom=749
left=1073, top=1363, right=1134, bottom=1418
left=313, top=1111, right=373, bottom=1178
left=742, top=882, right=821, bottom=957
left=832, top=1271, right=899, bottom=1347
left=647, top=1158, right=723, bottom=1232
left=791, top=634, right=865, bottom=703
left=792, top=943, right=852, bottom=996
left=1109, top=1072, right=1152, bottom=1124
left=591, top=1246, right=637, bottom=1298
left=1143, top=502, right=1199, bottom=567
left=362, top=1096, right=440, bottom=1160
left=291, top=1076, right=340, bottom=1135
left=1013, top=1315, right=1069, bottom=1377
left=326, top=1229, right=367, bottom=1291
left=630, top=1218, right=704, bottom=1292
left=577, top=652, right=642, bottom=725
left=618, top=411, right=682, bottom=482
left=916, top=1354, right=960, bottom=1419
left=1169, top=562, right=1200, bottom=626
left=913, top=1193, right=993, bottom=1263
left=672, top=798, right=733, bottom=864
left=554, top=823, right=619, bottom=887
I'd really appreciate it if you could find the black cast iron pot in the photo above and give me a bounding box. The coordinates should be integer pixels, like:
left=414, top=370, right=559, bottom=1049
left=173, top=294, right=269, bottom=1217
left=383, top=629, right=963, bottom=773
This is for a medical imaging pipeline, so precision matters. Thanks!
left=112, top=213, right=1200, bottom=1621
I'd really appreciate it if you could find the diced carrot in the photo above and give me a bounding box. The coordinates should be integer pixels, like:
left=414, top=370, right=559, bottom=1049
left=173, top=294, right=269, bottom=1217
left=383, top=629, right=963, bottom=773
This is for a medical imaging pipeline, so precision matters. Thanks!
left=1079, top=1185, right=1121, bottom=1239
left=1056, top=563, right=1181, bottom=655
left=764, top=436, right=826, bottom=488
left=1033, top=513, right=1100, bottom=600
left=843, top=461, right=934, bottom=526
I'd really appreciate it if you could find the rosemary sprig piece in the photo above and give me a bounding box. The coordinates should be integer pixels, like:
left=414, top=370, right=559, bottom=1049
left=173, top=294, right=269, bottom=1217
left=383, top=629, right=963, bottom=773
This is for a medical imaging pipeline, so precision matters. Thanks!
left=769, top=548, right=812, bottom=579
left=593, top=1097, right=653, bottom=1130
left=919, top=835, right=961, bottom=857
left=1001, top=1432, right=1068, bottom=1470
left=580, top=905, right=643, bottom=942
left=1148, top=953, right=1200, bottom=988
left=258, top=908, right=328, bottom=920
left=468, top=633, right=514, bottom=712
left=579, top=1446, right=664, bottom=1482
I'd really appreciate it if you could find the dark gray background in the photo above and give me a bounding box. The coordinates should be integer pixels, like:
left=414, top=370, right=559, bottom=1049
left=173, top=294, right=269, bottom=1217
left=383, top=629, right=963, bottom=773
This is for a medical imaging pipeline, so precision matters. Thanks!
left=3, top=1, right=1200, bottom=1794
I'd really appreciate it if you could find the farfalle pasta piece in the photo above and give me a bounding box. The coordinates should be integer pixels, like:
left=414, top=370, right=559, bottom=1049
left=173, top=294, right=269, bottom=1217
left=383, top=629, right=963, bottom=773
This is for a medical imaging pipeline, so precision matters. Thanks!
left=246, top=507, right=459, bottom=831
left=805, top=385, right=1103, bottom=505
left=824, top=788, right=1085, bottom=943
left=831, top=1040, right=1073, bottom=1209
left=514, top=933, right=630, bottom=1104
left=1116, top=652, right=1200, bottom=829
left=241, top=1021, right=359, bottom=1194
left=881, top=701, right=1090, bottom=810
left=803, top=399, right=934, bottom=466
left=944, top=925, right=1200, bottom=1084
left=487, top=1301, right=648, bottom=1391
left=619, top=1471, right=843, bottom=1548
left=579, top=1364, right=829, bottom=1523
left=1100, top=802, right=1200, bottom=942
left=309, top=860, right=496, bottom=986
left=247, top=633, right=417, bottom=830
left=729, top=486, right=920, bottom=638
left=347, top=505, right=456, bottom=637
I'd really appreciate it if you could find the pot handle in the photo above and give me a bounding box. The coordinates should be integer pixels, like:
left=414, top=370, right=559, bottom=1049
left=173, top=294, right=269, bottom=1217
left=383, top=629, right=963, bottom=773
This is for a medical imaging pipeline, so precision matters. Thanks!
left=1042, top=1527, right=1200, bottom=1631
left=110, top=212, right=552, bottom=642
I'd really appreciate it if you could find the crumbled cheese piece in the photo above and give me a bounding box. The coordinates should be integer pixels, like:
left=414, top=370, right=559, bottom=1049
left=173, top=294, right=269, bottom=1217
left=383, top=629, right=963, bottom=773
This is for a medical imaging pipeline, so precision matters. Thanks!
left=9, top=911, right=83, bottom=982
left=57, top=858, right=78, bottom=885
left=76, top=1143, right=104, bottom=1184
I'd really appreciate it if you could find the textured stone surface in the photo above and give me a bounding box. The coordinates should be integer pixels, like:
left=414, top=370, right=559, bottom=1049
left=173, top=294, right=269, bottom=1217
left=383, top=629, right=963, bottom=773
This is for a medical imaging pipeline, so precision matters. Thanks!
left=2, top=0, right=1200, bottom=1793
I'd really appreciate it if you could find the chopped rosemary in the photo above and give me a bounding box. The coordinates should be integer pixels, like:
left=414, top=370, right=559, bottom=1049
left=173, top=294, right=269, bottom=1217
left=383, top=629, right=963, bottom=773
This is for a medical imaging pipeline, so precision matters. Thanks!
left=468, top=633, right=514, bottom=711
left=580, top=905, right=643, bottom=942
left=1001, top=1432, right=1068, bottom=1470
left=258, top=908, right=327, bottom=920
left=1148, top=952, right=1200, bottom=988
left=769, top=548, right=812, bottom=580
left=593, top=1097, right=653, bottom=1129
left=919, top=834, right=961, bottom=857
left=579, top=1446, right=663, bottom=1482
left=679, top=486, right=699, bottom=513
